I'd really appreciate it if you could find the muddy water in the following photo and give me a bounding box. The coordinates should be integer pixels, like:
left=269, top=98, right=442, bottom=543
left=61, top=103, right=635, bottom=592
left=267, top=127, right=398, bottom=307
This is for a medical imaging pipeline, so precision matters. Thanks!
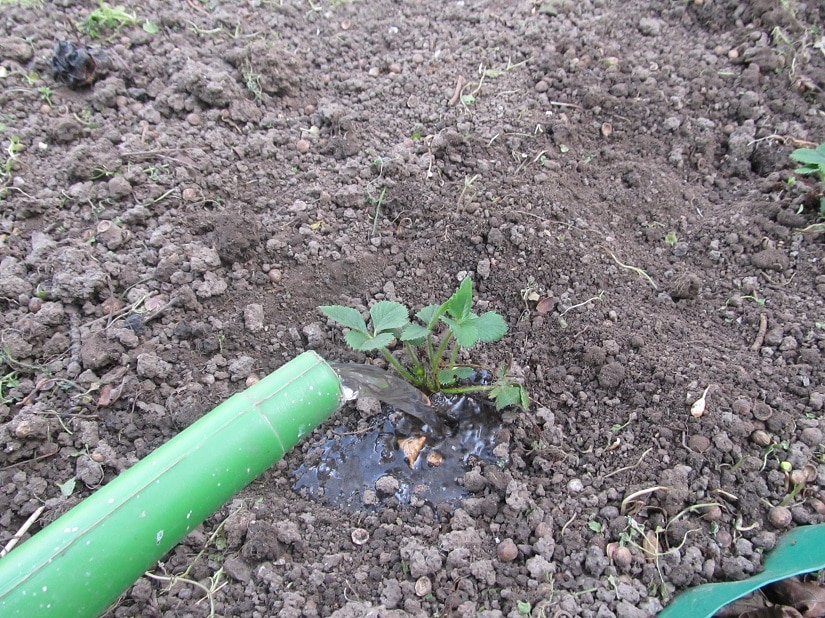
left=292, top=364, right=503, bottom=510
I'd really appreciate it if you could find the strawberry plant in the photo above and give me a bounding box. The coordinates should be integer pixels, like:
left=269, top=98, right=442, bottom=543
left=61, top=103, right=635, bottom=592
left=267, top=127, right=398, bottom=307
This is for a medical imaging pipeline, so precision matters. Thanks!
left=320, top=277, right=528, bottom=410
left=791, top=142, right=825, bottom=183
left=790, top=142, right=825, bottom=219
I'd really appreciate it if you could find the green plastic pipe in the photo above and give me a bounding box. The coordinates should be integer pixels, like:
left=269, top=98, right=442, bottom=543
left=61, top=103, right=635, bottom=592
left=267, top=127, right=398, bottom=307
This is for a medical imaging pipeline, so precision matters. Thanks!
left=0, top=351, right=342, bottom=617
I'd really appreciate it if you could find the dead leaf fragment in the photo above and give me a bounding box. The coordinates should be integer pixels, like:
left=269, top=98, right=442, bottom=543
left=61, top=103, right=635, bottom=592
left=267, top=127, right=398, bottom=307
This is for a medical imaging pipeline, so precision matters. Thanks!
left=399, top=435, right=427, bottom=469
left=738, top=607, right=804, bottom=618
left=426, top=451, right=443, bottom=467
left=101, top=296, right=121, bottom=315
left=764, top=577, right=825, bottom=617
left=536, top=296, right=558, bottom=314
left=642, top=529, right=660, bottom=561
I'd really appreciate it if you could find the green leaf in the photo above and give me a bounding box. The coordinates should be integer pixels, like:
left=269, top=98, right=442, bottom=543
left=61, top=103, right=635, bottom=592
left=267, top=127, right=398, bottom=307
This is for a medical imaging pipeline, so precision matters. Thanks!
left=401, top=323, right=431, bottom=342
left=588, top=519, right=603, bottom=533
left=344, top=331, right=395, bottom=351
left=473, top=311, right=508, bottom=342
left=795, top=165, right=820, bottom=176
left=491, top=384, right=525, bottom=410
left=57, top=477, right=76, bottom=497
left=319, top=305, right=368, bottom=333
left=142, top=20, right=159, bottom=34
left=442, top=316, right=479, bottom=347
left=790, top=145, right=825, bottom=166
left=416, top=303, right=446, bottom=328
left=438, top=366, right=474, bottom=385
left=369, top=301, right=408, bottom=333
left=344, top=330, right=370, bottom=350
left=446, top=277, right=473, bottom=321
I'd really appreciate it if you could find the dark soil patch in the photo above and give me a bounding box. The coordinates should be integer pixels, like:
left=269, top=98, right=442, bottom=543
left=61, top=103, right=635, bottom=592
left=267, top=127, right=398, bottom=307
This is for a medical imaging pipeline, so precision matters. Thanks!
left=1, top=0, right=824, bottom=616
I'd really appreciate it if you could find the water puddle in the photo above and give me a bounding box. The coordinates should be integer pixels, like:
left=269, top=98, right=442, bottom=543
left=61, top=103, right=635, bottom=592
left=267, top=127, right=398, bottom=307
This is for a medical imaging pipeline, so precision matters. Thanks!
left=292, top=364, right=504, bottom=511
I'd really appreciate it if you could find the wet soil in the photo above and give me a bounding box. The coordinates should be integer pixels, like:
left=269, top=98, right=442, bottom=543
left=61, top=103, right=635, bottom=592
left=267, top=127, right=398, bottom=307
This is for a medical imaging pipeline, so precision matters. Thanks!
left=1, top=0, right=824, bottom=616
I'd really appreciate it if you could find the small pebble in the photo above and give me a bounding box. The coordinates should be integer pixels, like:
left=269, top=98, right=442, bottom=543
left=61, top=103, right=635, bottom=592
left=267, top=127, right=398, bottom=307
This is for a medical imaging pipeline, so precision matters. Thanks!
left=375, top=475, right=400, bottom=496
left=688, top=434, right=710, bottom=453
left=296, top=139, right=310, bottom=153
left=351, top=528, right=369, bottom=545
left=612, top=545, right=632, bottom=570
left=414, top=576, right=431, bottom=597
left=716, top=530, right=732, bottom=548
left=700, top=504, right=722, bottom=521
left=750, top=430, right=772, bottom=447
left=800, top=427, right=823, bottom=447
left=497, top=538, right=518, bottom=562
left=767, top=505, right=792, bottom=528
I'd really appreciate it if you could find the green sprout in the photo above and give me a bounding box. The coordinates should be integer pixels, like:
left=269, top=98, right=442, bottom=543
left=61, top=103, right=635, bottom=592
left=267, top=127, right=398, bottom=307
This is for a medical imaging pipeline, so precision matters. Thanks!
left=791, top=142, right=825, bottom=182
left=320, top=277, right=528, bottom=410
left=241, top=61, right=263, bottom=103
left=663, top=231, right=678, bottom=247
left=1, top=135, right=23, bottom=184
left=37, top=86, right=53, bottom=106
left=790, top=142, right=825, bottom=219
left=79, top=2, right=138, bottom=39
left=0, top=368, right=20, bottom=405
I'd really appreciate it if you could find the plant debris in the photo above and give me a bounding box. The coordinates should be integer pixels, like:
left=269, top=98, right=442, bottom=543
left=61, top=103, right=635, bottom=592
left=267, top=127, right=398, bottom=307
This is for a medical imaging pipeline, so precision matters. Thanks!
left=51, top=41, right=107, bottom=88
left=399, top=435, right=427, bottom=468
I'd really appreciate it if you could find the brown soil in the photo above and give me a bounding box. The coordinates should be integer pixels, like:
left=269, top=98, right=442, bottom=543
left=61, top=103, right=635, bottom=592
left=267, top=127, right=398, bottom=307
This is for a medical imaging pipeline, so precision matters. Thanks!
left=1, top=0, right=824, bottom=616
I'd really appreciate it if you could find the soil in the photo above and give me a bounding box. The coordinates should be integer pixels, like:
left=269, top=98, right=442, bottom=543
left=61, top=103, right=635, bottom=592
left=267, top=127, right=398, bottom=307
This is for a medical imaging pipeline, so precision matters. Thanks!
left=1, top=0, right=824, bottom=616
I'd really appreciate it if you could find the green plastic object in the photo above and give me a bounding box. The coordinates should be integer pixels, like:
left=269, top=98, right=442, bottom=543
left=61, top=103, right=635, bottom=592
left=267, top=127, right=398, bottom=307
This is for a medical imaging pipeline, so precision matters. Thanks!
left=660, top=523, right=825, bottom=617
left=0, top=351, right=342, bottom=617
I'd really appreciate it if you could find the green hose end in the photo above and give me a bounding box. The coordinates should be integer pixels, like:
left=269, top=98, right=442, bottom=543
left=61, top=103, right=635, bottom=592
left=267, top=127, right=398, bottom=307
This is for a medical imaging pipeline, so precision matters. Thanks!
left=0, top=351, right=341, bottom=617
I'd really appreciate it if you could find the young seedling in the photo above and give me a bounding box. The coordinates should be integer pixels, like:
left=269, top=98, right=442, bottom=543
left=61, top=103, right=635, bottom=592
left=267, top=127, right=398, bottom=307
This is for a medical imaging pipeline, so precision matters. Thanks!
left=1, top=136, right=23, bottom=185
left=790, top=142, right=825, bottom=220
left=320, top=277, right=528, bottom=410
left=791, top=142, right=825, bottom=182
left=241, top=60, right=264, bottom=102
left=79, top=2, right=138, bottom=39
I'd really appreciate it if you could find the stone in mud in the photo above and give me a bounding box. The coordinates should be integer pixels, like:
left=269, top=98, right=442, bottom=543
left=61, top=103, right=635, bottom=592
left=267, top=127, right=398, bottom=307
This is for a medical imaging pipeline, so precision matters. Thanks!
left=80, top=333, right=122, bottom=370
left=228, top=355, right=255, bottom=381
left=302, top=322, right=325, bottom=348
left=751, top=248, right=789, bottom=272
left=179, top=60, right=243, bottom=107
left=400, top=540, right=443, bottom=578
left=375, top=474, right=400, bottom=496
left=598, top=362, right=626, bottom=389
left=244, top=303, right=265, bottom=332
left=50, top=247, right=107, bottom=302
left=0, top=257, right=32, bottom=299
left=526, top=554, right=554, bottom=581
left=669, top=273, right=701, bottom=300
left=136, top=353, right=172, bottom=379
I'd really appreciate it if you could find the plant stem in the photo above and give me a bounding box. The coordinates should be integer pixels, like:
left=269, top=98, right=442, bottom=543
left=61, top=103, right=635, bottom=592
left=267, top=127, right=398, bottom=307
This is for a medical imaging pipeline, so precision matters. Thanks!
left=380, top=349, right=418, bottom=384
left=447, top=342, right=460, bottom=371
left=441, top=384, right=494, bottom=395
left=431, top=332, right=454, bottom=385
